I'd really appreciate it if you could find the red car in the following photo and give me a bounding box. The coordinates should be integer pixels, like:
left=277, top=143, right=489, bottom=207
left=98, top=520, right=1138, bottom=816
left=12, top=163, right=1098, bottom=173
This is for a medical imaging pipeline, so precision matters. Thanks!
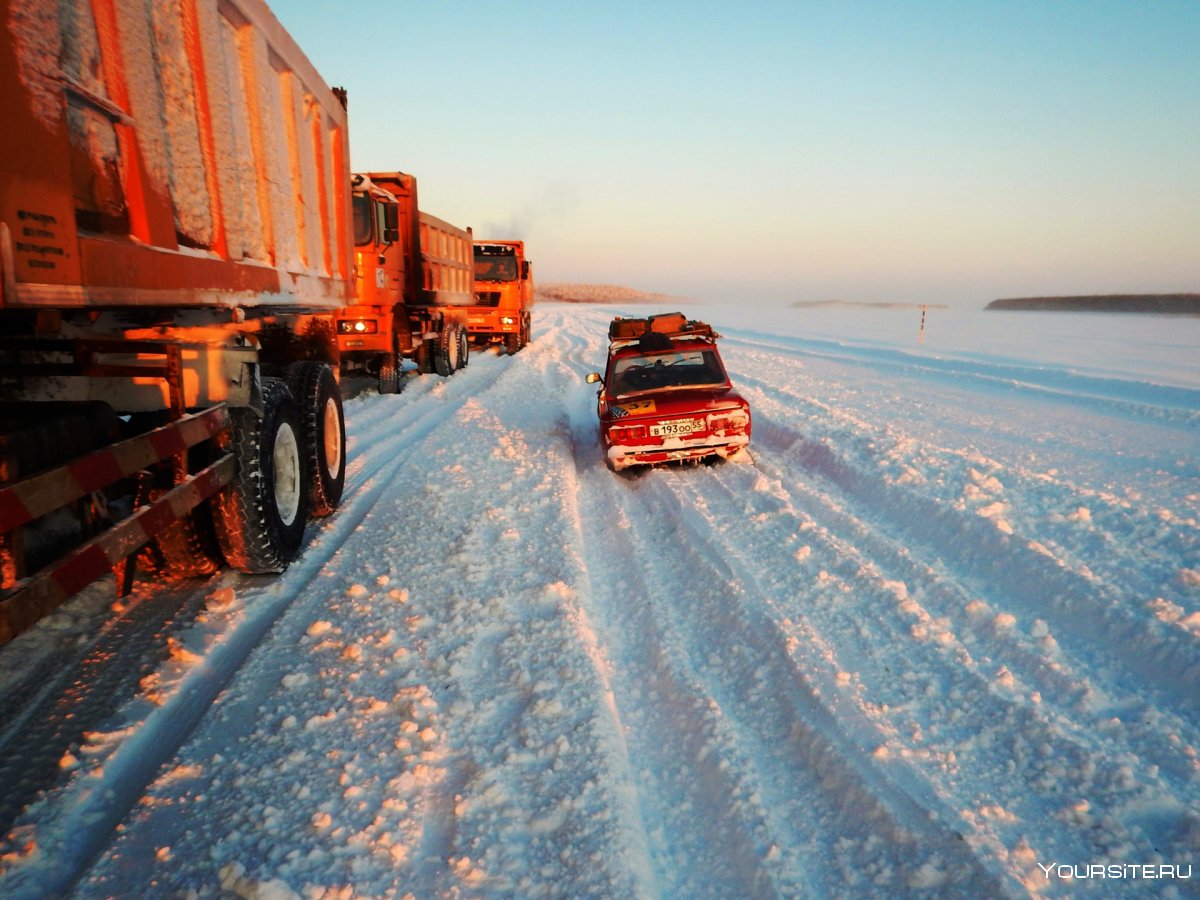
left=586, top=313, right=751, bottom=471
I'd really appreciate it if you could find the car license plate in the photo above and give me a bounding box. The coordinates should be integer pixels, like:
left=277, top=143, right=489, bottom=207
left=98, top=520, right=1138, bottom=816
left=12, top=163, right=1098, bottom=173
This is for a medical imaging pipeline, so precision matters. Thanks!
left=650, top=418, right=704, bottom=437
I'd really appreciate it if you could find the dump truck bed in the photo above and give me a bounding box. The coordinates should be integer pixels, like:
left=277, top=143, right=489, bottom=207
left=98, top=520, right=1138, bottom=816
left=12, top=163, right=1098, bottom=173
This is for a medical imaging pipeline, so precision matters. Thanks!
left=0, top=0, right=353, bottom=311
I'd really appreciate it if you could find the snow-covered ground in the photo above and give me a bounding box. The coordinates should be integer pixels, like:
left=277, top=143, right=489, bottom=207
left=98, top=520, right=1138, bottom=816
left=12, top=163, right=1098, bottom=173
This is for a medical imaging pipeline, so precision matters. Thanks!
left=1, top=301, right=1197, bottom=898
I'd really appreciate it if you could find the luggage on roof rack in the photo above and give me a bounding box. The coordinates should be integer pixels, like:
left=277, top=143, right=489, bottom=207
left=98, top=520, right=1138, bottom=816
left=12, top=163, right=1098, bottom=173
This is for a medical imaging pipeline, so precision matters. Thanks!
left=649, top=312, right=688, bottom=333
left=607, top=312, right=718, bottom=343
left=608, top=317, right=648, bottom=341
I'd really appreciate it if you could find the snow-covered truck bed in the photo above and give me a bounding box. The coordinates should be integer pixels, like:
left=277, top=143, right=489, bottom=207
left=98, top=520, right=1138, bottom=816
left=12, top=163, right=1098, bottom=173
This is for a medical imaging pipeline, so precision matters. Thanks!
left=0, top=0, right=353, bottom=640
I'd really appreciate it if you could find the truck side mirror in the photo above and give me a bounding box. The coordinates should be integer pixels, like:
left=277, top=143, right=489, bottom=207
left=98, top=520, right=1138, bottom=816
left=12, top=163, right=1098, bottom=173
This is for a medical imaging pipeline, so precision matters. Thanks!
left=521, top=261, right=530, bottom=279
left=383, top=228, right=400, bottom=244
left=585, top=372, right=601, bottom=384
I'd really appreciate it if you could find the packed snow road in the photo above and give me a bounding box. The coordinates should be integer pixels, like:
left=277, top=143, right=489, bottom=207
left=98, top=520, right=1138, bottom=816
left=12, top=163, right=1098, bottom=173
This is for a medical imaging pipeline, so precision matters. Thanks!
left=1, top=302, right=1197, bottom=898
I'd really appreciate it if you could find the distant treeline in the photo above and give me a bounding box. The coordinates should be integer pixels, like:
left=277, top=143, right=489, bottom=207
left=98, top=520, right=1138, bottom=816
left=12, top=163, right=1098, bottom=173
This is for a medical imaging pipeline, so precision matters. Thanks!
left=536, top=283, right=682, bottom=304
left=986, top=294, right=1200, bottom=314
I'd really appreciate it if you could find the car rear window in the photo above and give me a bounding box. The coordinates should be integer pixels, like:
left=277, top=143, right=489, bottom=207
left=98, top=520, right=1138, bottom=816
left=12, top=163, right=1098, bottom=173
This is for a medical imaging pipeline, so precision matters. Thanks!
left=610, top=348, right=728, bottom=396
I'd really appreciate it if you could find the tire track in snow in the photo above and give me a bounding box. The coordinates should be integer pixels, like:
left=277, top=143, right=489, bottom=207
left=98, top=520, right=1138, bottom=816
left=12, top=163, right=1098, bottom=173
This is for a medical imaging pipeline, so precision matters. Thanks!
left=675, top=448, right=1197, bottom=882
left=624, top=467, right=1007, bottom=895
left=735, top=369, right=1200, bottom=726
left=714, top=351, right=1200, bottom=871
left=332, top=318, right=662, bottom=897
left=545, top=306, right=993, bottom=895
left=550, top=308, right=803, bottom=896
left=746, top=414, right=1200, bottom=796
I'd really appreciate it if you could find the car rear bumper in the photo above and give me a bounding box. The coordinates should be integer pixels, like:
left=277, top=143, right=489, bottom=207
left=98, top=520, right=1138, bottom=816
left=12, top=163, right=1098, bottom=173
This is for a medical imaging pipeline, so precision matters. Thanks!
left=605, top=435, right=750, bottom=471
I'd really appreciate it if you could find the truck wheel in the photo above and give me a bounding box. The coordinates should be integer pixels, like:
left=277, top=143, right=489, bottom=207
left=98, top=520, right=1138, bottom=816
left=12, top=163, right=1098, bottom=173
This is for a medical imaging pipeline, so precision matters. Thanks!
left=414, top=341, right=433, bottom=375
left=434, top=323, right=460, bottom=376
left=378, top=358, right=400, bottom=394
left=287, top=361, right=346, bottom=517
left=212, top=377, right=308, bottom=573
left=457, top=325, right=470, bottom=368
left=141, top=503, right=220, bottom=578
left=505, top=331, right=522, bottom=355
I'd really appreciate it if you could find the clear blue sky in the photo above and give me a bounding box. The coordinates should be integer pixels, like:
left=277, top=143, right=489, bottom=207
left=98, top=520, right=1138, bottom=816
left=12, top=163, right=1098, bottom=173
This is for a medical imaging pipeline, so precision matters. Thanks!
left=267, top=0, right=1199, bottom=306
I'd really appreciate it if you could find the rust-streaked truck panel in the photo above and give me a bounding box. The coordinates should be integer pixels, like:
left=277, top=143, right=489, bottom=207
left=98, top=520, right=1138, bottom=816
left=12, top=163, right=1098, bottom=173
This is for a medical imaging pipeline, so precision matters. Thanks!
left=1, top=0, right=353, bottom=312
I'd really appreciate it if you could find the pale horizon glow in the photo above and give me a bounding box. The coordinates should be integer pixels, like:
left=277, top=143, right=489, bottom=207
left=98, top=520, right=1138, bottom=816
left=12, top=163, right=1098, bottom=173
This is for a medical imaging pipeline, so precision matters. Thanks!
left=266, top=0, right=1199, bottom=307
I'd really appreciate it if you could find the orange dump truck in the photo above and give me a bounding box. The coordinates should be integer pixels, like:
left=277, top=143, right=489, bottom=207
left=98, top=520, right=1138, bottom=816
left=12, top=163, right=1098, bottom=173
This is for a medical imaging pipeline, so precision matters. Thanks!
left=0, top=0, right=354, bottom=641
left=334, top=172, right=474, bottom=392
left=471, top=240, right=534, bottom=353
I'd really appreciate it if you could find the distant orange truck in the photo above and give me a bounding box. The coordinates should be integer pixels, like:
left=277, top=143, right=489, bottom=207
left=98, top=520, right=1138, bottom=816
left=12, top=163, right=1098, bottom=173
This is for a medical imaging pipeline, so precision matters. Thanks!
left=470, top=240, right=534, bottom=353
left=334, top=172, right=475, bottom=391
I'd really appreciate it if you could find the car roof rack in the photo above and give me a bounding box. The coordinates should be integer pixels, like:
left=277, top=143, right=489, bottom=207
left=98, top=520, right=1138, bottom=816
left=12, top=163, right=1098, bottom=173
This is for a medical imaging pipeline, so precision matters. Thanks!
left=607, top=312, right=719, bottom=348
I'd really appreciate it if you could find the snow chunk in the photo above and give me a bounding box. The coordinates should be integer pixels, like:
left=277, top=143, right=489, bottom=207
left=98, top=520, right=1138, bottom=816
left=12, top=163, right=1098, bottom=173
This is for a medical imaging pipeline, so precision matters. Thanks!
left=1066, top=506, right=1092, bottom=524
left=994, top=613, right=1016, bottom=631
left=906, top=861, right=947, bottom=889
left=967, top=468, right=1004, bottom=494
left=218, top=862, right=300, bottom=900
left=1148, top=598, right=1200, bottom=636
left=307, top=621, right=334, bottom=637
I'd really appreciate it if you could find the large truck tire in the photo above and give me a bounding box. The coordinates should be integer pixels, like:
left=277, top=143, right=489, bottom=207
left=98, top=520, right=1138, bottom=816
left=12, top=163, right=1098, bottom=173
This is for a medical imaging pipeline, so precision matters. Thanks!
left=212, top=378, right=308, bottom=573
left=287, top=361, right=346, bottom=517
left=377, top=356, right=400, bottom=395
left=457, top=325, right=470, bottom=368
left=433, top=323, right=462, bottom=377
left=504, top=326, right=525, bottom=355
left=140, top=502, right=221, bottom=578
left=415, top=340, right=433, bottom=375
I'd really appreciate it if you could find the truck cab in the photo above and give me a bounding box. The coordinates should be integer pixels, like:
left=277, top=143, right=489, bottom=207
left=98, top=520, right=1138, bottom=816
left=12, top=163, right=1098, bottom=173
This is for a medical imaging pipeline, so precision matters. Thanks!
left=471, top=241, right=533, bottom=353
left=334, top=174, right=407, bottom=372
left=334, top=173, right=473, bottom=388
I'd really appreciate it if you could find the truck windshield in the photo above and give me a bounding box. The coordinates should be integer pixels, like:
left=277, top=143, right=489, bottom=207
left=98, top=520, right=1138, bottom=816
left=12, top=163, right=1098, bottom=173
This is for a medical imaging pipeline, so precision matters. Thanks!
left=352, top=196, right=373, bottom=246
left=610, top=349, right=728, bottom=397
left=474, top=254, right=518, bottom=282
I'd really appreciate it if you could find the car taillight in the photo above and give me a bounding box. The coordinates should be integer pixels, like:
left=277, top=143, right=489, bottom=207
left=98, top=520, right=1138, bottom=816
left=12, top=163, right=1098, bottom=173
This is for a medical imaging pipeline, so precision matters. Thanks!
left=608, top=423, right=647, bottom=442
left=708, top=409, right=750, bottom=433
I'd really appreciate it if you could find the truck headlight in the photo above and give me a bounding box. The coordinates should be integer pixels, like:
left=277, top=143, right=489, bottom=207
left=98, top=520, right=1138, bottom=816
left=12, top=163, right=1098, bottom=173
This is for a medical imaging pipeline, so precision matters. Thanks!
left=337, top=320, right=378, bottom=335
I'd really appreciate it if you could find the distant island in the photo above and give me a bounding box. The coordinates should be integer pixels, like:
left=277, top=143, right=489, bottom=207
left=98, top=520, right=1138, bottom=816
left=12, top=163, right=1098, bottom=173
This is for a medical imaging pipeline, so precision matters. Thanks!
left=986, top=294, right=1200, bottom=314
left=536, top=283, right=685, bottom=305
